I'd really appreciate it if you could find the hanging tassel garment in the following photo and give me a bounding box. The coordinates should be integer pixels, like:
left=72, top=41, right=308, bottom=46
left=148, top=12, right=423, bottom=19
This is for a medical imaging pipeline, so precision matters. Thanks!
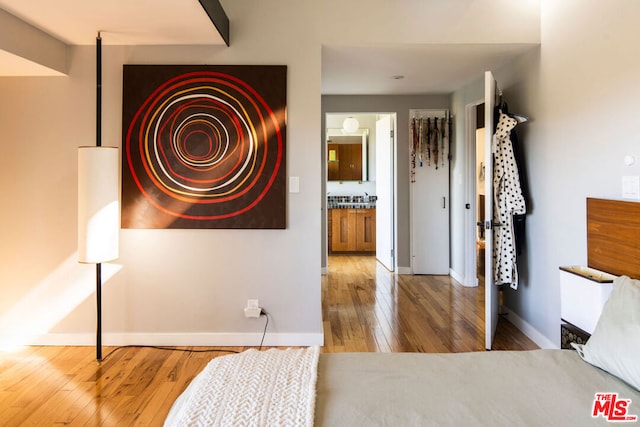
left=425, top=117, right=431, bottom=167
left=447, top=114, right=453, bottom=161
left=417, top=117, right=424, bottom=167
left=440, top=117, right=446, bottom=167
left=410, top=118, right=418, bottom=183
left=433, top=118, right=439, bottom=169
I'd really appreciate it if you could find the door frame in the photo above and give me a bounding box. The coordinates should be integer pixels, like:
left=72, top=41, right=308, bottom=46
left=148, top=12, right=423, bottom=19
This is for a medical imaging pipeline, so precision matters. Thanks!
left=483, top=71, right=499, bottom=350
left=375, top=114, right=396, bottom=271
left=463, top=100, right=484, bottom=288
left=323, top=112, right=398, bottom=272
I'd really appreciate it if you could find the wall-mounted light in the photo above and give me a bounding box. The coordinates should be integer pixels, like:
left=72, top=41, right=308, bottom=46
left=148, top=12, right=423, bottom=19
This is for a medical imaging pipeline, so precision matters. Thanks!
left=342, top=117, right=359, bottom=133
left=78, top=147, right=119, bottom=264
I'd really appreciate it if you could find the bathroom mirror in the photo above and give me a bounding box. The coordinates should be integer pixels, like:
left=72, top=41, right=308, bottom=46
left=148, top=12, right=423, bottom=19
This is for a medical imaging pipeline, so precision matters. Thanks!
left=326, top=128, right=368, bottom=181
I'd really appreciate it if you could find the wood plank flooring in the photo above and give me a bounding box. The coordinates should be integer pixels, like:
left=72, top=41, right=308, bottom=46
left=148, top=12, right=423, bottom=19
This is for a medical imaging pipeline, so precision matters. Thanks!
left=0, top=255, right=537, bottom=426
left=323, top=255, right=537, bottom=352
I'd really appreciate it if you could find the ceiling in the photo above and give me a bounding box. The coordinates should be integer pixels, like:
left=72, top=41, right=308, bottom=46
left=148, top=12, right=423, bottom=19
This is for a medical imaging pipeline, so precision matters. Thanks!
left=322, top=43, right=539, bottom=95
left=0, top=1, right=538, bottom=95
left=0, top=0, right=226, bottom=45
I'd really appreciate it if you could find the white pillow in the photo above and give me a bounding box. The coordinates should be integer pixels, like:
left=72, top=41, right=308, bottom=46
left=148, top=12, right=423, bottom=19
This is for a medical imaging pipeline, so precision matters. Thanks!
left=573, top=275, right=640, bottom=391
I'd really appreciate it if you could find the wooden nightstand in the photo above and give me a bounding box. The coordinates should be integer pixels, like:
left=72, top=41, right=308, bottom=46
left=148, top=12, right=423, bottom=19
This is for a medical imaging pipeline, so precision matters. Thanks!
left=560, top=322, right=591, bottom=349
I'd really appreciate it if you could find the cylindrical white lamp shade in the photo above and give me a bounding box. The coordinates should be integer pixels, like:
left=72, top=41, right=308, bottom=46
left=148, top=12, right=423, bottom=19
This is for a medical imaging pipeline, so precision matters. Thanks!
left=78, top=146, right=120, bottom=263
left=342, top=117, right=359, bottom=133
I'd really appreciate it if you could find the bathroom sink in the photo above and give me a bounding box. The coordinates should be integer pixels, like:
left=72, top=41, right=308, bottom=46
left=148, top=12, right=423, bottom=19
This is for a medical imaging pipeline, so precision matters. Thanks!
left=334, top=202, right=374, bottom=208
left=328, top=195, right=377, bottom=209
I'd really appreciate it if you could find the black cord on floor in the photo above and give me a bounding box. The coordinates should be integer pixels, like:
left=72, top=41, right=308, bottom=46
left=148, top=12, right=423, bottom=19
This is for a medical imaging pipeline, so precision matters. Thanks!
left=100, top=345, right=240, bottom=362
left=259, top=310, right=270, bottom=350
left=100, top=311, right=272, bottom=361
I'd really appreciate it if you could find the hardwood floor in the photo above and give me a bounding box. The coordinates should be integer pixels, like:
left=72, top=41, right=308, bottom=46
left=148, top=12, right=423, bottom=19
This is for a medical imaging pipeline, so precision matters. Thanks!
left=323, top=255, right=537, bottom=352
left=0, top=255, right=537, bottom=426
left=0, top=345, right=251, bottom=426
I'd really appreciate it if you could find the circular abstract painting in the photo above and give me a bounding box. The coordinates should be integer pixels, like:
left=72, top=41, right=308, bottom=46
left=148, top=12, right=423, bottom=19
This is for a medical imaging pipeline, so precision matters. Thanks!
left=121, top=65, right=286, bottom=229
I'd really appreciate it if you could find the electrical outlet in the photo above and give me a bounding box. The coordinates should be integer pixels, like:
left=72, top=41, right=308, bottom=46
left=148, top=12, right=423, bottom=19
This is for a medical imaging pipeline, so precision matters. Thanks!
left=622, top=176, right=640, bottom=199
left=244, top=299, right=262, bottom=318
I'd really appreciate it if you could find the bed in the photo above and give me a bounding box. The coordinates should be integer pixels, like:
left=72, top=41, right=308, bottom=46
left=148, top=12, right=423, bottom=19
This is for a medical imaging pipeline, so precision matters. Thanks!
left=165, top=199, right=640, bottom=426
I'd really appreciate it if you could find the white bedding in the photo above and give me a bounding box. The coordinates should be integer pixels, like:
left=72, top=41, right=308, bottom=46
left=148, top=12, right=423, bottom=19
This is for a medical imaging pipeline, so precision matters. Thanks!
left=165, top=347, right=319, bottom=426
left=166, top=348, right=640, bottom=426
left=316, top=350, right=640, bottom=426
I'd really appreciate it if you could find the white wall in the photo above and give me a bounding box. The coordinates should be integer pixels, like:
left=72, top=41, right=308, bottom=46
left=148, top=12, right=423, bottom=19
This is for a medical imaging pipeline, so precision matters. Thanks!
left=494, top=0, right=640, bottom=346
left=0, top=0, right=544, bottom=347
left=0, top=0, right=324, bottom=347
left=450, top=0, right=640, bottom=347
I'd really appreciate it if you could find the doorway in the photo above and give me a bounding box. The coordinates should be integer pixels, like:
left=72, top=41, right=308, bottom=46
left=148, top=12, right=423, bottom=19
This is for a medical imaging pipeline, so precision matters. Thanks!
left=463, top=99, right=485, bottom=288
left=325, top=112, right=397, bottom=271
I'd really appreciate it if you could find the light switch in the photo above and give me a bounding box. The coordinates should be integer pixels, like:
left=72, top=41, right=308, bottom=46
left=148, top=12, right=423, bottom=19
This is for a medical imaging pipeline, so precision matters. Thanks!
left=622, top=175, right=640, bottom=199
left=289, top=176, right=300, bottom=193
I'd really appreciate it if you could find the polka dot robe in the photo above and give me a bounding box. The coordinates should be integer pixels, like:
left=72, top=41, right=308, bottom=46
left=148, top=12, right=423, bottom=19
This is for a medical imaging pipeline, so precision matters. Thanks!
left=492, top=113, right=526, bottom=289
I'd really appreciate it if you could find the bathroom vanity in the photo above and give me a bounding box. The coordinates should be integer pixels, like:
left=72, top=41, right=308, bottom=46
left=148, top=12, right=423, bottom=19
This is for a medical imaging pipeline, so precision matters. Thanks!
left=327, top=196, right=376, bottom=253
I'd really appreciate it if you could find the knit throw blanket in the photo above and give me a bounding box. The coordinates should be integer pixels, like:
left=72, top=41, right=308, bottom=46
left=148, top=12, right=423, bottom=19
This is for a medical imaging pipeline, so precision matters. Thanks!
left=169, top=346, right=320, bottom=427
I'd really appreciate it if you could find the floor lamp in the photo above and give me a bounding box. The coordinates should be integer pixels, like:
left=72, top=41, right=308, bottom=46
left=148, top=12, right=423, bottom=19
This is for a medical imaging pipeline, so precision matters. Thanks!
left=77, top=33, right=119, bottom=362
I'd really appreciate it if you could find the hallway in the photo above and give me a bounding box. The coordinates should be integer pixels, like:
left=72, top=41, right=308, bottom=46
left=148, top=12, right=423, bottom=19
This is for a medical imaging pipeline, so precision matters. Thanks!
left=322, top=255, right=537, bottom=353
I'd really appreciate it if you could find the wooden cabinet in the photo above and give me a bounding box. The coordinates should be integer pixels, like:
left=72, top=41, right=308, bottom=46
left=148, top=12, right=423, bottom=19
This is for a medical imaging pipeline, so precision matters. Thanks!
left=356, top=209, right=376, bottom=251
left=331, top=209, right=356, bottom=252
left=328, top=143, right=363, bottom=181
left=330, top=209, right=376, bottom=252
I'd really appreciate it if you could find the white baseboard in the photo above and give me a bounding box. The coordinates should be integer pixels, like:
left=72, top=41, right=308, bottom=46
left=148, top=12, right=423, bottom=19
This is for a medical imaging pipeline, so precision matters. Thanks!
left=450, top=268, right=478, bottom=288
left=502, top=307, right=558, bottom=349
left=449, top=268, right=464, bottom=285
left=397, top=266, right=412, bottom=275
left=4, top=332, right=325, bottom=348
left=321, top=266, right=328, bottom=275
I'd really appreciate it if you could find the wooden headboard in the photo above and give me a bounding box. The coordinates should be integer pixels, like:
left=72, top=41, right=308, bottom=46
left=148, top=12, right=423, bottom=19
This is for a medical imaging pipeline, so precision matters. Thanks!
left=587, top=198, right=640, bottom=279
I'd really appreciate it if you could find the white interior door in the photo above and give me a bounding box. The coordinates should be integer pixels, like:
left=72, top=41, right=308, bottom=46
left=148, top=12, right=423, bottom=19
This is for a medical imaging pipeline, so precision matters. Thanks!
left=375, top=115, right=394, bottom=271
left=484, top=71, right=498, bottom=350
left=410, top=109, right=449, bottom=275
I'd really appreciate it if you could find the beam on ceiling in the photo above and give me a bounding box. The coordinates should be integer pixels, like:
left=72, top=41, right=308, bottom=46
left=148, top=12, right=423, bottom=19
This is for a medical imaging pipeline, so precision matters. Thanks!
left=198, top=0, right=230, bottom=46
left=0, top=8, right=68, bottom=75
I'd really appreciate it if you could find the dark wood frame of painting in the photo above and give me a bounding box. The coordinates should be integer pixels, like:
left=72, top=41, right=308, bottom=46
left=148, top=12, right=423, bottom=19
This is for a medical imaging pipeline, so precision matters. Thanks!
left=587, top=198, right=640, bottom=279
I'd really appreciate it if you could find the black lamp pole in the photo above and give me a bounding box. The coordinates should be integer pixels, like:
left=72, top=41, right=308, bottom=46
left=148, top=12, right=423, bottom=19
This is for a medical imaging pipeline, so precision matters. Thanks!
left=96, top=32, right=102, bottom=362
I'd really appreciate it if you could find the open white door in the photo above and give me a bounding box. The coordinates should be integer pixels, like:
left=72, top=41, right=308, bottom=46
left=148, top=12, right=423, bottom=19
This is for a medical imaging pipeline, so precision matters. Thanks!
left=484, top=71, right=498, bottom=350
left=376, top=115, right=394, bottom=271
